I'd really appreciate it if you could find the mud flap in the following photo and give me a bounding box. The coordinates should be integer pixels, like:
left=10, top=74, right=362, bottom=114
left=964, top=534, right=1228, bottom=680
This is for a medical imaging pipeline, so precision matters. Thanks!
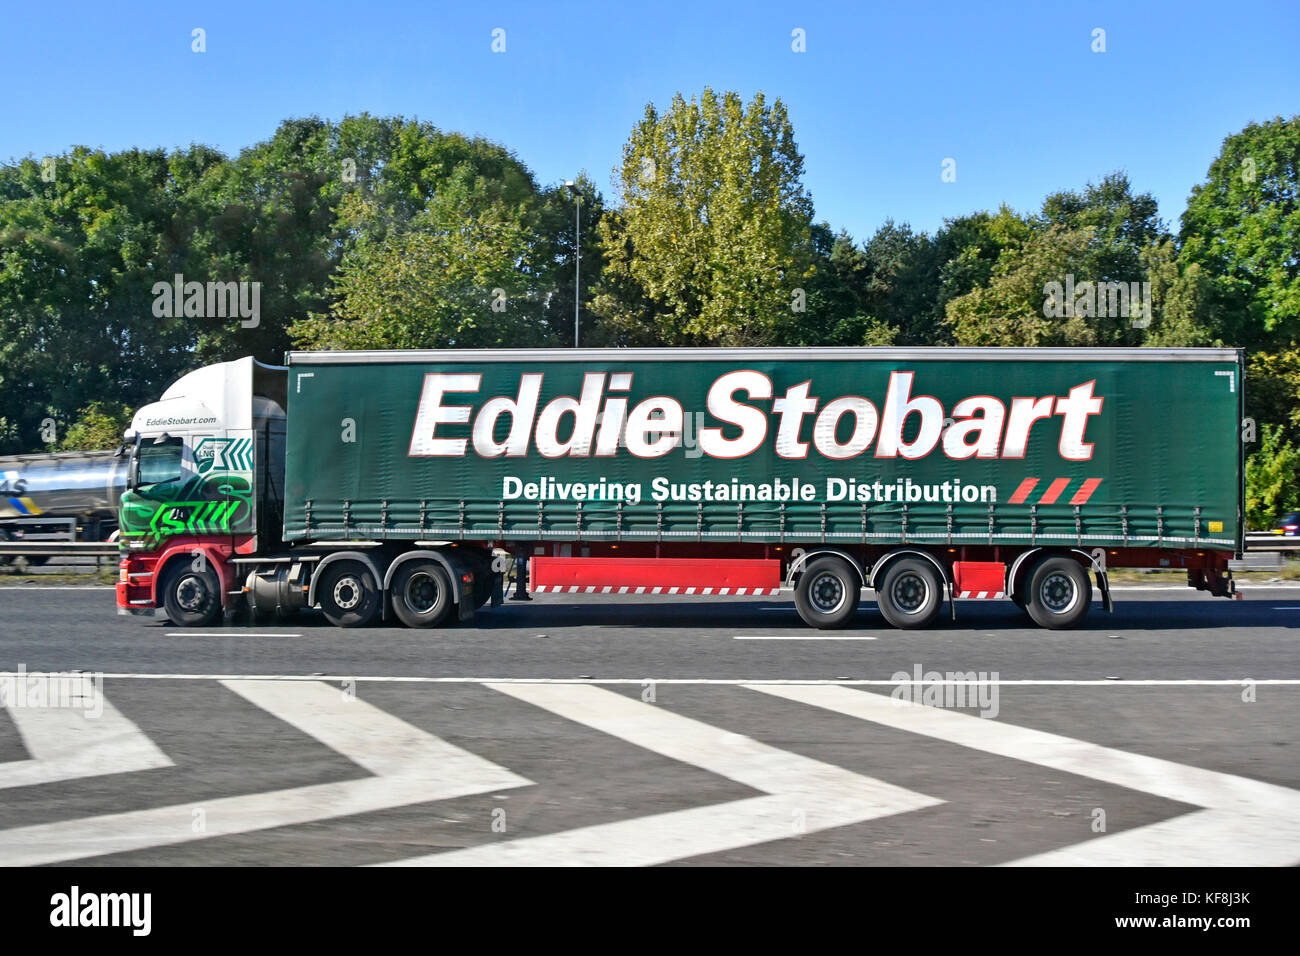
left=1095, top=571, right=1113, bottom=613
left=490, top=554, right=508, bottom=608
left=458, top=572, right=476, bottom=623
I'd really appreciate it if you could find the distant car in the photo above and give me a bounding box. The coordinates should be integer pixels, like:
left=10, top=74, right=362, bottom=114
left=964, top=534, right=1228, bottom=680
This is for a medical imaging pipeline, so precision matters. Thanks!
left=1272, top=511, right=1300, bottom=535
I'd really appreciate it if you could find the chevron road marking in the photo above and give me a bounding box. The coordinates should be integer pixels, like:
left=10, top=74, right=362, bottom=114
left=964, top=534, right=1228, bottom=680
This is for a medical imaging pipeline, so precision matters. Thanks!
left=751, top=684, right=1300, bottom=866
left=380, top=683, right=942, bottom=866
left=0, top=680, right=530, bottom=866
left=1, top=680, right=172, bottom=789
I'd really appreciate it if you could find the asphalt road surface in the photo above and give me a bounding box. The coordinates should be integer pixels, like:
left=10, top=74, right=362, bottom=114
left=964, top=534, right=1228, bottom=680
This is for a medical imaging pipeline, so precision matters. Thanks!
left=1, top=585, right=1297, bottom=866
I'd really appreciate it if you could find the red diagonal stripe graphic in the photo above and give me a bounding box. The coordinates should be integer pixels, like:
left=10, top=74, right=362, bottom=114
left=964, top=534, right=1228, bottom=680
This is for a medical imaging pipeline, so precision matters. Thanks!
left=1007, top=478, right=1039, bottom=504
left=1069, top=478, right=1102, bottom=505
left=1038, top=477, right=1071, bottom=504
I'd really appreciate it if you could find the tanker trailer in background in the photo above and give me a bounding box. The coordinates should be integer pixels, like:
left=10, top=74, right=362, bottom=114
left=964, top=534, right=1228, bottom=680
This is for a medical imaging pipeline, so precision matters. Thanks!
left=0, top=449, right=129, bottom=564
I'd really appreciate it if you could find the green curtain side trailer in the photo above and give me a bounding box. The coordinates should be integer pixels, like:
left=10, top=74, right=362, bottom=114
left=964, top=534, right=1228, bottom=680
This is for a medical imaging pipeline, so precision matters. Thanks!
left=115, top=347, right=1245, bottom=630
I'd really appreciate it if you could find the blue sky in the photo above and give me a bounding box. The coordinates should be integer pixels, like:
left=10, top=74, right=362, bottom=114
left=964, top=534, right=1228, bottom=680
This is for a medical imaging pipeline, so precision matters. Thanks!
left=2, top=0, right=1296, bottom=240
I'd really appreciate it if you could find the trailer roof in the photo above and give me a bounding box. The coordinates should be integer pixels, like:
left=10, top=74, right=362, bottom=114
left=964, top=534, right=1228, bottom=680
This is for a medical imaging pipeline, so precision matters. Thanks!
left=285, top=346, right=1242, bottom=365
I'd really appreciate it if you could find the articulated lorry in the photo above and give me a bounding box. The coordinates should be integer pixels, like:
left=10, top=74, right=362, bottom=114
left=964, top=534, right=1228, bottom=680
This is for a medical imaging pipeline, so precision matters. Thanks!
left=116, top=348, right=1245, bottom=630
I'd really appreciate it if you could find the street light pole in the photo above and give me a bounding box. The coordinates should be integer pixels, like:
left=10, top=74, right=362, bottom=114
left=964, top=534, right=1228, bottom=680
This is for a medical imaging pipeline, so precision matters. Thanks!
left=565, top=180, right=580, bottom=348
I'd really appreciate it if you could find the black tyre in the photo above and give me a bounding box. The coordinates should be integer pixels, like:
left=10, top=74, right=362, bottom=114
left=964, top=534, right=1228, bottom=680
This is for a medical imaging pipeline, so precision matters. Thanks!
left=317, top=560, right=381, bottom=628
left=794, top=556, right=861, bottom=629
left=390, top=560, right=454, bottom=629
left=875, top=558, right=944, bottom=629
left=162, top=561, right=223, bottom=627
left=1025, top=556, right=1091, bottom=629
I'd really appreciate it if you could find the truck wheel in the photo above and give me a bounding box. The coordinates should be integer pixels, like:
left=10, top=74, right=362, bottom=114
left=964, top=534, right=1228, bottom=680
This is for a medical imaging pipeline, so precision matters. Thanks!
left=390, top=561, right=454, bottom=628
left=1025, top=556, right=1092, bottom=629
left=794, top=556, right=860, bottom=629
left=162, top=562, right=222, bottom=628
left=875, top=558, right=944, bottom=629
left=317, top=561, right=381, bottom=628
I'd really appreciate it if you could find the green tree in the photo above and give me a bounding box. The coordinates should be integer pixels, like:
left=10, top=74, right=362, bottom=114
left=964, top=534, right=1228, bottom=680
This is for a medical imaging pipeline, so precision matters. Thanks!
left=291, top=168, right=546, bottom=349
left=1179, top=116, right=1300, bottom=347
left=592, top=89, right=815, bottom=345
left=1246, top=424, right=1300, bottom=529
left=202, top=114, right=548, bottom=361
left=941, top=176, right=1193, bottom=347
left=532, top=175, right=608, bottom=347
left=0, top=145, right=220, bottom=455
left=770, top=224, right=897, bottom=347
left=1137, top=237, right=1217, bottom=346
left=944, top=223, right=1093, bottom=345
left=1245, top=349, right=1300, bottom=447
left=59, top=401, right=131, bottom=451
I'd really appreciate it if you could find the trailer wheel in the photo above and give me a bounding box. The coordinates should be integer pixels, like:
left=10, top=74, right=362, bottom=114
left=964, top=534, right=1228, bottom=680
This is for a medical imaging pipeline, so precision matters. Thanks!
left=1026, top=556, right=1091, bottom=629
left=162, top=562, right=222, bottom=628
left=875, top=558, right=944, bottom=629
left=317, top=561, right=381, bottom=628
left=794, top=556, right=860, bottom=629
left=390, top=561, right=454, bottom=628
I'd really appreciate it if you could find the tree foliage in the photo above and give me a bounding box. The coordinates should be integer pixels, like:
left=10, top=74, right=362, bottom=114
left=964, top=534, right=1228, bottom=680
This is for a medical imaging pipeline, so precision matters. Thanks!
left=0, top=146, right=216, bottom=454
left=59, top=401, right=131, bottom=451
left=1179, top=116, right=1300, bottom=348
left=592, top=89, right=814, bottom=345
left=1246, top=424, right=1300, bottom=530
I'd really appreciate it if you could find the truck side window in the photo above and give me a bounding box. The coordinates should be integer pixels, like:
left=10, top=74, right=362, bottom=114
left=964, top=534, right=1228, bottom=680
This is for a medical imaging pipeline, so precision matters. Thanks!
left=135, top=438, right=183, bottom=486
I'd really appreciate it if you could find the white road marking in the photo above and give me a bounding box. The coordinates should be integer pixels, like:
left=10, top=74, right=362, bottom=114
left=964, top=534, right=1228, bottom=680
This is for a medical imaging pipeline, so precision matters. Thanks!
left=733, top=635, right=877, bottom=641
left=164, top=632, right=303, bottom=638
left=0, top=672, right=1295, bottom=686
left=751, top=684, right=1300, bottom=866
left=379, top=683, right=941, bottom=866
left=1, top=685, right=172, bottom=789
left=0, top=680, right=530, bottom=866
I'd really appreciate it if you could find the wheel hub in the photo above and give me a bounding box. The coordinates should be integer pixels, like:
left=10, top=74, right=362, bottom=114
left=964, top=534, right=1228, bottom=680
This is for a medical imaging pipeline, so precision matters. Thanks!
left=1040, top=572, right=1077, bottom=613
left=809, top=572, right=845, bottom=614
left=892, top=572, right=928, bottom=613
left=175, top=575, right=207, bottom=611
left=333, top=576, right=362, bottom=610
left=405, top=573, right=439, bottom=613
